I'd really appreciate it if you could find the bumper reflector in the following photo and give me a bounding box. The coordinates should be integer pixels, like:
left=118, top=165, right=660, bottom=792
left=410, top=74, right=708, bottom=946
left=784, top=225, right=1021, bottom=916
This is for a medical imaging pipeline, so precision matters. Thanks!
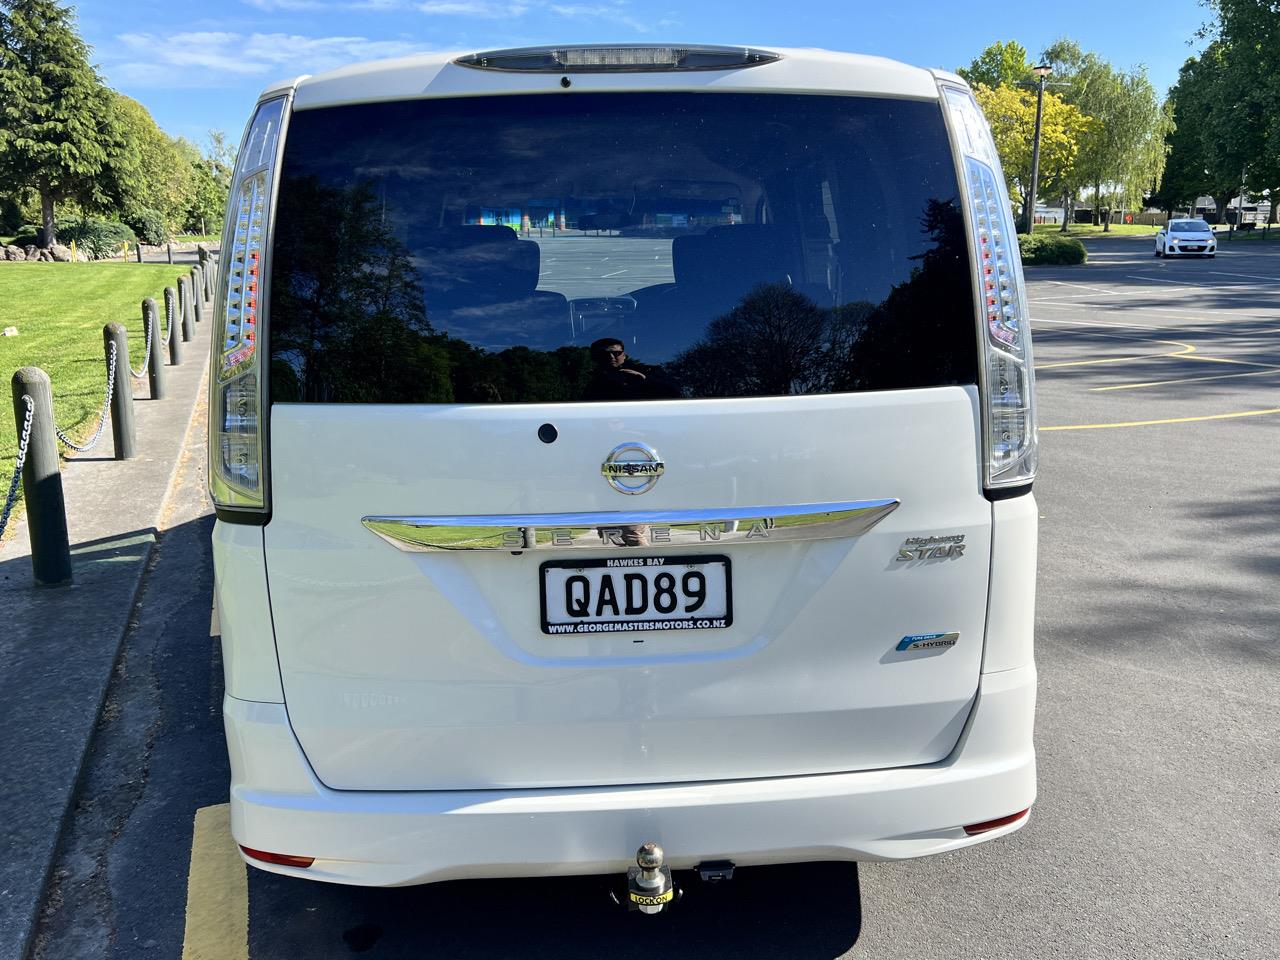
left=239, top=845, right=315, bottom=868
left=963, top=808, right=1030, bottom=836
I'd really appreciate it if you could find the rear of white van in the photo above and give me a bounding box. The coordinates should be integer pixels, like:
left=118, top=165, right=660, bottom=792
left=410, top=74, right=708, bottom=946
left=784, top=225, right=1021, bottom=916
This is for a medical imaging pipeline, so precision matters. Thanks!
left=211, top=45, right=1038, bottom=888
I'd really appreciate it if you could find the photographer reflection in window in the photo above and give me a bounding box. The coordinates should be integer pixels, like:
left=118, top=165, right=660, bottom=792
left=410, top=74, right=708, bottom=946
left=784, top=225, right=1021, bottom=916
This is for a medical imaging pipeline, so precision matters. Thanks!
left=584, top=338, right=680, bottom=401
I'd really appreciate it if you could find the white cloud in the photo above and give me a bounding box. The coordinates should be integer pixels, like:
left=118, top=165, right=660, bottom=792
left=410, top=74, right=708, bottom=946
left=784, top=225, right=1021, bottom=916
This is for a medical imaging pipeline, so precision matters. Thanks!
left=242, top=0, right=329, bottom=10
left=110, top=31, right=433, bottom=86
left=417, top=1, right=530, bottom=16
left=547, top=3, right=653, bottom=33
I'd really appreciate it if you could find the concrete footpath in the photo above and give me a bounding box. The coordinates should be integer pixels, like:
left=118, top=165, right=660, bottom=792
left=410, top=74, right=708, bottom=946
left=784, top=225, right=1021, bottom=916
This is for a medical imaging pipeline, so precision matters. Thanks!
left=0, top=270, right=215, bottom=960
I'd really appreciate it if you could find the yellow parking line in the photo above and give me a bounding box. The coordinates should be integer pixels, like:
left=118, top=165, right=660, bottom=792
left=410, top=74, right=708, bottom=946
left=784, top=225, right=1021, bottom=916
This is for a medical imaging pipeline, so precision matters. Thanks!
left=182, top=804, right=248, bottom=960
left=1187, top=355, right=1280, bottom=368
left=1035, top=340, right=1196, bottom=370
left=1091, top=367, right=1280, bottom=392
left=1043, top=408, right=1280, bottom=431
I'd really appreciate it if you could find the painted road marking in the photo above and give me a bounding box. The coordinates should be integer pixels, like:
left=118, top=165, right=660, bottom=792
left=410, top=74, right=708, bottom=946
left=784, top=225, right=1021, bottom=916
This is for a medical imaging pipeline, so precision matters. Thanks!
left=600, top=269, right=628, bottom=278
left=1047, top=279, right=1120, bottom=296
left=1212, top=270, right=1280, bottom=282
left=1091, top=366, right=1280, bottom=392
left=1030, top=299, right=1277, bottom=323
left=1031, top=315, right=1159, bottom=331
left=1125, top=274, right=1246, bottom=288
left=1035, top=340, right=1196, bottom=370
left=183, top=804, right=248, bottom=960
left=1043, top=408, right=1280, bottom=431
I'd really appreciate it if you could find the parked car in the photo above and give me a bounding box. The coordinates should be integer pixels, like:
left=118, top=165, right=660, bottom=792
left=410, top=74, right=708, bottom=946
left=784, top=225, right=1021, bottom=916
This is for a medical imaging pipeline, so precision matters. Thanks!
left=210, top=44, right=1039, bottom=902
left=1155, top=219, right=1217, bottom=258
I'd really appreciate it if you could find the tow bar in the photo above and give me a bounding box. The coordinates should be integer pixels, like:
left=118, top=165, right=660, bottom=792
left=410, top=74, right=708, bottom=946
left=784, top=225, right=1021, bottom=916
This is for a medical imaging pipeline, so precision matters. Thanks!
left=626, top=842, right=677, bottom=914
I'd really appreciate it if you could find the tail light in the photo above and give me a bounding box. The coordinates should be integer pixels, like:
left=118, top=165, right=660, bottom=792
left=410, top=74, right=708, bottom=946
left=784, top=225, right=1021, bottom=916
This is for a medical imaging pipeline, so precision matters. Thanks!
left=239, top=845, right=314, bottom=868
left=940, top=84, right=1038, bottom=493
left=963, top=808, right=1031, bottom=836
left=209, top=97, right=288, bottom=517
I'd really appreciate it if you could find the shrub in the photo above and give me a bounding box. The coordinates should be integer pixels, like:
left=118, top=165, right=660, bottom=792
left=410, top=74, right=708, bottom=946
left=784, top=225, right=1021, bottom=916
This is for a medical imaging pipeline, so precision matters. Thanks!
left=1018, top=233, right=1087, bottom=265
left=10, top=228, right=39, bottom=249
left=57, top=217, right=138, bottom=260
left=123, top=207, right=170, bottom=245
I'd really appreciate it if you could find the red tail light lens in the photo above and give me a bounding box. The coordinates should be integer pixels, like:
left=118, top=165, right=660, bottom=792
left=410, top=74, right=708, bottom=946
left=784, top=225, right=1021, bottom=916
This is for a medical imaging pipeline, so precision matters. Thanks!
left=239, top=845, right=315, bottom=868
left=963, top=807, right=1031, bottom=836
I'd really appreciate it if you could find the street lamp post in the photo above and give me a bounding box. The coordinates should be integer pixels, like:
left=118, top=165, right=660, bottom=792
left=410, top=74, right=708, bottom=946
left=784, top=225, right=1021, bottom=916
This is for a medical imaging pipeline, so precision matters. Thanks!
left=1022, top=64, right=1052, bottom=235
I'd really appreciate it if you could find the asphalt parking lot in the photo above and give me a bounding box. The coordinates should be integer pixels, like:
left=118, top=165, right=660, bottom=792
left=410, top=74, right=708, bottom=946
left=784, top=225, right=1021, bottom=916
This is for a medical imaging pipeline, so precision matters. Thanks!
left=29, top=235, right=1280, bottom=960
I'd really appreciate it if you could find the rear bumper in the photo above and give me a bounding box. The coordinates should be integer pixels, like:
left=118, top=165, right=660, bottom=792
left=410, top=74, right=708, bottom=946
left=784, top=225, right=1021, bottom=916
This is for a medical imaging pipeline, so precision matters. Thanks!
left=225, top=662, right=1036, bottom=886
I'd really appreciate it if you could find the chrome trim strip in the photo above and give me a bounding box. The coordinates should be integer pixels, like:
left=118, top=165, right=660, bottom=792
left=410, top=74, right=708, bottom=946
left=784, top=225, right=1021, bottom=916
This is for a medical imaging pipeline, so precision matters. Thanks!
left=361, top=499, right=899, bottom=553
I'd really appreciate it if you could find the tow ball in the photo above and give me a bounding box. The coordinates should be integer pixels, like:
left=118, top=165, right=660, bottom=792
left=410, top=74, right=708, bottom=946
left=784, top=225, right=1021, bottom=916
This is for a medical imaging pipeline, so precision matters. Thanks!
left=626, top=842, right=677, bottom=914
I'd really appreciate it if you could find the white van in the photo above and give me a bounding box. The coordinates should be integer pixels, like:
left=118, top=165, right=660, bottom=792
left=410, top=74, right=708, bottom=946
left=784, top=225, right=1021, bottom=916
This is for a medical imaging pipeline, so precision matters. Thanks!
left=210, top=45, right=1039, bottom=898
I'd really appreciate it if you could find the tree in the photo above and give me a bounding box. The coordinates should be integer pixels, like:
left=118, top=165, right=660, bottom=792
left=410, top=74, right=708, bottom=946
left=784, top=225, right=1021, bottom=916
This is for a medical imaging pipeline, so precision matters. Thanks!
left=0, top=0, right=117, bottom=245
left=183, top=131, right=233, bottom=234
left=972, top=83, right=1095, bottom=224
left=1041, top=39, right=1171, bottom=230
left=102, top=92, right=193, bottom=234
left=959, top=40, right=1034, bottom=89
left=1147, top=54, right=1219, bottom=216
left=1202, top=1, right=1280, bottom=221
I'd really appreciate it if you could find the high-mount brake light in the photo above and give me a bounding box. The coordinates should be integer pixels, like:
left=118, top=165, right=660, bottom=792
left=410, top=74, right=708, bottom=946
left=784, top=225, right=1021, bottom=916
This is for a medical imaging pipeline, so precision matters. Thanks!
left=209, top=96, right=287, bottom=515
left=455, top=44, right=781, bottom=73
left=941, top=84, right=1038, bottom=492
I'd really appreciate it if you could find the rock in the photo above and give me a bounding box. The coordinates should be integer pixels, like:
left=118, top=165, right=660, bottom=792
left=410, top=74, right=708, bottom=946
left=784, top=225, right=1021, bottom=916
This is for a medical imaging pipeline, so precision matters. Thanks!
left=38, top=249, right=53, bottom=262
left=23, top=244, right=38, bottom=259
left=1, top=245, right=22, bottom=260
left=50, top=243, right=73, bottom=262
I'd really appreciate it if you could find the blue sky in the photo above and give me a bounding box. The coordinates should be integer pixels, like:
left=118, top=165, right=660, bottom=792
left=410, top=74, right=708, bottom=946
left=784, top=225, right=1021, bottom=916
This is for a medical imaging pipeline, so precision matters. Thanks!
left=79, top=0, right=1211, bottom=149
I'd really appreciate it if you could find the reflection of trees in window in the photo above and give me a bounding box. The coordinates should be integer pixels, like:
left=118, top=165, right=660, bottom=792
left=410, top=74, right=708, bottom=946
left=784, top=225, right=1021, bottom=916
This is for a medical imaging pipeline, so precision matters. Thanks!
left=271, top=176, right=598, bottom=404
left=670, top=199, right=976, bottom=398
left=670, top=283, right=831, bottom=396
left=270, top=176, right=453, bottom=403
left=840, top=198, right=975, bottom=392
left=440, top=342, right=593, bottom=404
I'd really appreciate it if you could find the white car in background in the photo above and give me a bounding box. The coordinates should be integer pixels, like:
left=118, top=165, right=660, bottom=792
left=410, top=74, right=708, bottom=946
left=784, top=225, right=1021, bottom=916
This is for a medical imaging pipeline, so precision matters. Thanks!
left=210, top=44, right=1039, bottom=903
left=1155, top=219, right=1217, bottom=258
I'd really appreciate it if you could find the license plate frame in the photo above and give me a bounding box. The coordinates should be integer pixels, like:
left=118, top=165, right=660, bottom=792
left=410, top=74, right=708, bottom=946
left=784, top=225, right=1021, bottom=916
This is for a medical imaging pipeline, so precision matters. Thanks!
left=539, top=554, right=733, bottom=635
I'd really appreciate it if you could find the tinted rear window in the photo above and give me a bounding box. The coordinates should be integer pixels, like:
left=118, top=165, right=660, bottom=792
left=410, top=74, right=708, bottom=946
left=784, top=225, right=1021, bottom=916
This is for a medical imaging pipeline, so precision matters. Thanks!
left=268, top=92, right=977, bottom=404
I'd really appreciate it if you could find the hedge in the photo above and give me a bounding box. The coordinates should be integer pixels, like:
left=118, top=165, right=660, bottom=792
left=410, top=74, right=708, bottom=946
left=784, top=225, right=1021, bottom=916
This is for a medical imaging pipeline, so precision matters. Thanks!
left=1018, top=233, right=1087, bottom=265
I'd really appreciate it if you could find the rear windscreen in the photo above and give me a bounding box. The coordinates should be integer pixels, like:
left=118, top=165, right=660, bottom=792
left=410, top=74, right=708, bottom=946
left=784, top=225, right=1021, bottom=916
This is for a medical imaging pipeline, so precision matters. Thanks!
left=268, top=92, right=977, bottom=404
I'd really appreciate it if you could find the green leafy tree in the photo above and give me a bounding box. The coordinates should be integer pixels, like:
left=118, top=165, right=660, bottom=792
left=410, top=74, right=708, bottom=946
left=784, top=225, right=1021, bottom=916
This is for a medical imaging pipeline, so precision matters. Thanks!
left=0, top=0, right=117, bottom=245
left=1147, top=55, right=1218, bottom=216
left=1202, top=1, right=1280, bottom=221
left=973, top=83, right=1095, bottom=223
left=1041, top=40, right=1171, bottom=230
left=959, top=40, right=1034, bottom=89
left=101, top=92, right=193, bottom=235
left=183, top=130, right=233, bottom=234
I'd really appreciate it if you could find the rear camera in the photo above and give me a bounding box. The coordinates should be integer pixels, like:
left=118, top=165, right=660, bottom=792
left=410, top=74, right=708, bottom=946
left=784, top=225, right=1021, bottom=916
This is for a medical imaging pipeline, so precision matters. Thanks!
left=538, top=423, right=558, bottom=443
left=560, top=76, right=571, bottom=88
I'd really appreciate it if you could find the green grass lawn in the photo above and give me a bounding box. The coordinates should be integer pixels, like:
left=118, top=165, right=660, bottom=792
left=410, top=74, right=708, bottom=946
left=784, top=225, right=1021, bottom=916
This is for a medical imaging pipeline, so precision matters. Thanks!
left=172, top=233, right=218, bottom=245
left=1033, top=222, right=1162, bottom=237
left=0, top=262, right=193, bottom=534
left=1221, top=226, right=1280, bottom=241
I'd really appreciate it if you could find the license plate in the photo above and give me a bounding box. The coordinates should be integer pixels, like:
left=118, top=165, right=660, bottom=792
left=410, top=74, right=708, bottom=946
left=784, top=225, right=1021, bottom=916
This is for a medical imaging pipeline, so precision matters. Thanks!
left=540, top=555, right=732, bottom=635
